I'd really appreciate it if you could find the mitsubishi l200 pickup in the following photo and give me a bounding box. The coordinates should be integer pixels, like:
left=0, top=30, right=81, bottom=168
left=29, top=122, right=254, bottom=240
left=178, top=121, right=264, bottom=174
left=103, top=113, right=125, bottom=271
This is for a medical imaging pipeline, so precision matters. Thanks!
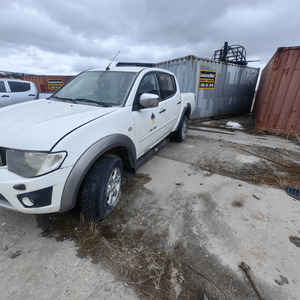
left=0, top=65, right=195, bottom=220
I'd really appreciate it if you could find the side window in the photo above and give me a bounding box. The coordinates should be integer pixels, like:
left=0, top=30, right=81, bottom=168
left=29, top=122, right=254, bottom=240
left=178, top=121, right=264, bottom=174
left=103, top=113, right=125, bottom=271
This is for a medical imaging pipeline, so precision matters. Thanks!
left=0, top=81, right=6, bottom=93
left=8, top=81, right=31, bottom=92
left=157, top=73, right=176, bottom=100
left=133, top=73, right=160, bottom=110
left=137, top=73, right=159, bottom=97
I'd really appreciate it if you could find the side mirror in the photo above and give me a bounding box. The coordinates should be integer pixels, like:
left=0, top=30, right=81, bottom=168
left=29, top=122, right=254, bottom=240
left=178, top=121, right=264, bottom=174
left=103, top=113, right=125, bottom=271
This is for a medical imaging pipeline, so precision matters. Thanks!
left=139, top=93, right=159, bottom=108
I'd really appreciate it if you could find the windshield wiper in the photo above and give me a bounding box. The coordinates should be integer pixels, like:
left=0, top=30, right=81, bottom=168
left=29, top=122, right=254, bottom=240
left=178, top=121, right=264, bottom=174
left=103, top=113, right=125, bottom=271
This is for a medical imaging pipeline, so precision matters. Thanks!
left=74, top=98, right=112, bottom=107
left=51, top=96, right=78, bottom=104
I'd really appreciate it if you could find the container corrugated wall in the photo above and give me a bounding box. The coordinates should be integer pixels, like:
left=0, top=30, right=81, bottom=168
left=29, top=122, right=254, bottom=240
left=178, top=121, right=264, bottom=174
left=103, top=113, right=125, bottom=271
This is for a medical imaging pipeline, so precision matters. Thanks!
left=253, top=47, right=300, bottom=135
left=157, top=55, right=259, bottom=119
left=21, top=75, right=73, bottom=92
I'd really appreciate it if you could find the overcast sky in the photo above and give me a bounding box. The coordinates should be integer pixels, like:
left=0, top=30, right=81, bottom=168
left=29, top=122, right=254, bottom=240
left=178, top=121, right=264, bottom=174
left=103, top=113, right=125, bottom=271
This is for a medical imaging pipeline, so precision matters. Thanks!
left=1, top=0, right=299, bottom=75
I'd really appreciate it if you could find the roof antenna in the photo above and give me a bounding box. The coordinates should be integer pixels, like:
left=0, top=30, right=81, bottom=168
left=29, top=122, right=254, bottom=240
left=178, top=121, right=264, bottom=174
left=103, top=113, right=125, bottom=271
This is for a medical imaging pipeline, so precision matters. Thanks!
left=106, top=50, right=120, bottom=71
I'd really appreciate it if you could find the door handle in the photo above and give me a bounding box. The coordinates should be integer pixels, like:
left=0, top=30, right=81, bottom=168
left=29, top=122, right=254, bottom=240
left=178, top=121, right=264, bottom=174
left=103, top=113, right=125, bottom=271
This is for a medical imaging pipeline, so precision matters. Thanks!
left=1, top=95, right=9, bottom=97
left=159, top=108, right=166, bottom=114
left=28, top=94, right=35, bottom=96
left=177, top=101, right=181, bottom=105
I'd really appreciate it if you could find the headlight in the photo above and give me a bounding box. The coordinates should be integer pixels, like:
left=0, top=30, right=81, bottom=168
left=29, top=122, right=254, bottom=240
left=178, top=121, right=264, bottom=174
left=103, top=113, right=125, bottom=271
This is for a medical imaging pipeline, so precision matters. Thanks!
left=7, top=149, right=67, bottom=178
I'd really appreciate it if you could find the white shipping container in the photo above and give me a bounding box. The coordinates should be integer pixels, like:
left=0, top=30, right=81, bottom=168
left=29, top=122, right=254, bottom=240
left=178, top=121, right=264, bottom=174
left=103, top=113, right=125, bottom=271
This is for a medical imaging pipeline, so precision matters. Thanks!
left=157, top=55, right=260, bottom=119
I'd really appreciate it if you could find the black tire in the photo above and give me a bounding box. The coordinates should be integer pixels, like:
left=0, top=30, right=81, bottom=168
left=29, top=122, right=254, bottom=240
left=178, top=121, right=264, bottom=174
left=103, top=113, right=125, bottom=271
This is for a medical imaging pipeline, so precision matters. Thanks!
left=172, top=115, right=188, bottom=142
left=80, top=155, right=123, bottom=221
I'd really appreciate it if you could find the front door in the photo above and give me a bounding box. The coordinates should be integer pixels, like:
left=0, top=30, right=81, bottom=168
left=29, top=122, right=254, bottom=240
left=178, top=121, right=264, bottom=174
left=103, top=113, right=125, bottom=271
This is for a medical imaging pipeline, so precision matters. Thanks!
left=0, top=81, right=12, bottom=107
left=132, top=73, right=166, bottom=157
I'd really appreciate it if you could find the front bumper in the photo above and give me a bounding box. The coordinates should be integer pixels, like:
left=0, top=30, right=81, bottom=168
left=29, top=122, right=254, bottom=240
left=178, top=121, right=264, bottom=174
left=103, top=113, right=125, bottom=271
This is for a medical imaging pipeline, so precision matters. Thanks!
left=0, top=165, right=72, bottom=214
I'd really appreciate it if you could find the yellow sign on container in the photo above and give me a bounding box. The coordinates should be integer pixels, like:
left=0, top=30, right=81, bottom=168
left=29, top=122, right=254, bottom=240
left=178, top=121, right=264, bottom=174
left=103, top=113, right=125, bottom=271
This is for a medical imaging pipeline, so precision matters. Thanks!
left=198, top=70, right=217, bottom=89
left=47, top=79, right=64, bottom=90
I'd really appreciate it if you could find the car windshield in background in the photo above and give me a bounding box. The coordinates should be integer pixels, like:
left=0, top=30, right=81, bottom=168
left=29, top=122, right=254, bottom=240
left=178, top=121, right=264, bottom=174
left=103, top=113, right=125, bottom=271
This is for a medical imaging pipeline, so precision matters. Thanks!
left=52, top=71, right=137, bottom=106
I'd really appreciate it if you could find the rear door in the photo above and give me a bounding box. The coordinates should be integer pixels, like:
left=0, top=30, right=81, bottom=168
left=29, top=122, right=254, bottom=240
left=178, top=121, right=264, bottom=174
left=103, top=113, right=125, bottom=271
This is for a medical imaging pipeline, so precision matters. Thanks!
left=8, top=80, right=38, bottom=104
left=156, top=72, right=181, bottom=133
left=0, top=80, right=12, bottom=107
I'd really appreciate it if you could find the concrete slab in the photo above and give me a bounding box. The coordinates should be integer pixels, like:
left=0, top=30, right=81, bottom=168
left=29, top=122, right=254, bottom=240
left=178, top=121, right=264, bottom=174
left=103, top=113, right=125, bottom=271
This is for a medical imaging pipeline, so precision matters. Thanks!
left=138, top=154, right=300, bottom=299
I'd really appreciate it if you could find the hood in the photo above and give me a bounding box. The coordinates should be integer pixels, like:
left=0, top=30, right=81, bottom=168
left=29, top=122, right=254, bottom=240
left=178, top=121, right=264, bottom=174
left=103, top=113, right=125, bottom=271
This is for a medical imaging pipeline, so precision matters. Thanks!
left=0, top=99, right=119, bottom=150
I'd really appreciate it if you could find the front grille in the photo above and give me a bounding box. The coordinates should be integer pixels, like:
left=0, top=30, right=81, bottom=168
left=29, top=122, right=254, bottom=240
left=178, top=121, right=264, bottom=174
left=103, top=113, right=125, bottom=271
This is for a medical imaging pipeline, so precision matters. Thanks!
left=0, top=147, right=7, bottom=166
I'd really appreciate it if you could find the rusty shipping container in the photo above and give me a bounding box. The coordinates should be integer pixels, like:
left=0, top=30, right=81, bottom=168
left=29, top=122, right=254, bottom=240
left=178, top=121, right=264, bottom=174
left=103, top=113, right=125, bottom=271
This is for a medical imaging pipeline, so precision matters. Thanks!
left=254, top=47, right=300, bottom=135
left=21, top=75, right=73, bottom=93
left=157, top=55, right=260, bottom=119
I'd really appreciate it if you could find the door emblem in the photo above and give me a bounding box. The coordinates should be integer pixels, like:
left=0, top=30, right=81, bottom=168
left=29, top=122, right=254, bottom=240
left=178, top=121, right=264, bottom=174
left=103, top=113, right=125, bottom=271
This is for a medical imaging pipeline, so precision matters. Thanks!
left=151, top=113, right=155, bottom=124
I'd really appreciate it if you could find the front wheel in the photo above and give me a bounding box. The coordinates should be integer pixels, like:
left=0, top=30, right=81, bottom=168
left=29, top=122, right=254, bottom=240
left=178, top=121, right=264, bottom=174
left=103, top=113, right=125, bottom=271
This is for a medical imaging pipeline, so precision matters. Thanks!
left=79, top=155, right=123, bottom=221
left=172, top=115, right=188, bottom=142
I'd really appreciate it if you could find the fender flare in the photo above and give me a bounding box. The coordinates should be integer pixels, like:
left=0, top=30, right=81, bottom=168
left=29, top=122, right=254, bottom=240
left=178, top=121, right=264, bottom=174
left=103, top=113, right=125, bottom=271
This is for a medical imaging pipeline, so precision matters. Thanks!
left=175, top=103, right=191, bottom=132
left=59, top=134, right=136, bottom=212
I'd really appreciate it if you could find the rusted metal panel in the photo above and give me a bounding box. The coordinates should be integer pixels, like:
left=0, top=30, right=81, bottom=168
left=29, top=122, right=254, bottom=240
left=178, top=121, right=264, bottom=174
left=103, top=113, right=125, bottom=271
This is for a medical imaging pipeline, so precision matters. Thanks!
left=254, top=47, right=300, bottom=135
left=21, top=75, right=73, bottom=93
left=157, top=55, right=259, bottom=119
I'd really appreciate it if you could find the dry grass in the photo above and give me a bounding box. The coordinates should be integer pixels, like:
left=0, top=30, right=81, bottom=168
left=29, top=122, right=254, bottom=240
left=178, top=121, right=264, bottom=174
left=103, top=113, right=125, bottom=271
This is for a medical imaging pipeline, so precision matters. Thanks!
left=276, top=178, right=290, bottom=189
left=293, top=134, right=300, bottom=145
left=75, top=215, right=198, bottom=299
left=72, top=188, right=186, bottom=298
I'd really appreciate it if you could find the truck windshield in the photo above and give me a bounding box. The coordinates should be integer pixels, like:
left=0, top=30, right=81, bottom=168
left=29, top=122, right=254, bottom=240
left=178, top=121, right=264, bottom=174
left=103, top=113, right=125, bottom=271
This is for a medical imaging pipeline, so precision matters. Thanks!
left=52, top=71, right=137, bottom=106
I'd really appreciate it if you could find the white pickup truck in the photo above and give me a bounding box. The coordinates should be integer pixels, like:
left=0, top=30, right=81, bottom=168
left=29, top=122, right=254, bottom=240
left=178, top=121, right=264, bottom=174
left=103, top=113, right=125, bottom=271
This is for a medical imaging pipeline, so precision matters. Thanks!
left=0, top=65, right=195, bottom=220
left=0, top=79, right=38, bottom=107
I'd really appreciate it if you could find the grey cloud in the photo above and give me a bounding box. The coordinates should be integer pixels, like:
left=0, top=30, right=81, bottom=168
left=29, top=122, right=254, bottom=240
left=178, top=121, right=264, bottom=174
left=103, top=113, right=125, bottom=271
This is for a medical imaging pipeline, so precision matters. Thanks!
left=0, top=0, right=299, bottom=74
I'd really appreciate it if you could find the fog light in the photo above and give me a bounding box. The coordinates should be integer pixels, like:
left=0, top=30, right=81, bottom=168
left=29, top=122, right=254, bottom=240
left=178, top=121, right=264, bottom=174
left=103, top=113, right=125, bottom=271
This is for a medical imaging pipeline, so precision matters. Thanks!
left=22, top=196, right=34, bottom=207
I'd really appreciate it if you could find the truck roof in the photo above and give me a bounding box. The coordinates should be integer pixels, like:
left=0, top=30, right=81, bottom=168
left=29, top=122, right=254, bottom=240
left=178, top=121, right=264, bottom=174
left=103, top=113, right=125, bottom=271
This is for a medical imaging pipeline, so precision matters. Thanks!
left=87, top=66, right=147, bottom=72
left=87, top=66, right=173, bottom=74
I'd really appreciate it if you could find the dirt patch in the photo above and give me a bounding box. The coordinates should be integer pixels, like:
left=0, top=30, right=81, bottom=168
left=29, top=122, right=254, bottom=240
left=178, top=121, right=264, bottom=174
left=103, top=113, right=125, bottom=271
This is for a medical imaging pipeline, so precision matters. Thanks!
left=200, top=143, right=300, bottom=187
left=232, top=200, right=244, bottom=207
left=158, top=131, right=300, bottom=190
left=289, top=236, right=300, bottom=248
left=275, top=275, right=289, bottom=286
left=10, top=250, right=21, bottom=259
left=37, top=175, right=206, bottom=299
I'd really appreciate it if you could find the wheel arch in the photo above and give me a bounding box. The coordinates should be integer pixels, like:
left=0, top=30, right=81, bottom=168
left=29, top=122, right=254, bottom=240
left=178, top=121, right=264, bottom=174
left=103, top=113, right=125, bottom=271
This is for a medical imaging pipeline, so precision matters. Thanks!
left=175, top=103, right=191, bottom=132
left=185, top=102, right=192, bottom=117
left=59, top=134, right=136, bottom=212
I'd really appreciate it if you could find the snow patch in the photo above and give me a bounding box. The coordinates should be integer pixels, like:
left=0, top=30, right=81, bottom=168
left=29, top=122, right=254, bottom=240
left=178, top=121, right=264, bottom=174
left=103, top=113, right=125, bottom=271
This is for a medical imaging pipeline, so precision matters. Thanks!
left=226, top=121, right=242, bottom=129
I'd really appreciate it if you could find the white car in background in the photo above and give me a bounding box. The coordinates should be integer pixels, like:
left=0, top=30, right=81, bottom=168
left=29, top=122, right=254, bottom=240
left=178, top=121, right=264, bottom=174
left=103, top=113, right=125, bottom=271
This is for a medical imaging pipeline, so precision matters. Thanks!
left=0, top=79, right=38, bottom=107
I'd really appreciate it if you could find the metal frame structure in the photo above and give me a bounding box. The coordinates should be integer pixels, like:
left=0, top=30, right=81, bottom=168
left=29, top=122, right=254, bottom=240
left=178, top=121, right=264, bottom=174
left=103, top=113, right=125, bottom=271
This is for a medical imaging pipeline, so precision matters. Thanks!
left=212, top=42, right=248, bottom=66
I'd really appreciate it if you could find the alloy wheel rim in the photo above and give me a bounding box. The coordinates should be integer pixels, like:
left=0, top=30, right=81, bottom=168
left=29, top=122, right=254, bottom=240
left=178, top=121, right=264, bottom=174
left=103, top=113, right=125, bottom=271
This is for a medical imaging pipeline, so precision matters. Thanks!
left=106, top=167, right=121, bottom=206
left=182, top=121, right=187, bottom=139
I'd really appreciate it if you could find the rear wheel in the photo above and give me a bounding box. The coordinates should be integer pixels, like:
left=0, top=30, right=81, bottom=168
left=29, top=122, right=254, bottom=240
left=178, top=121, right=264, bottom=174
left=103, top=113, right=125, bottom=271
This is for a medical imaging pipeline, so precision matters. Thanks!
left=172, top=115, right=188, bottom=142
left=80, top=155, right=123, bottom=221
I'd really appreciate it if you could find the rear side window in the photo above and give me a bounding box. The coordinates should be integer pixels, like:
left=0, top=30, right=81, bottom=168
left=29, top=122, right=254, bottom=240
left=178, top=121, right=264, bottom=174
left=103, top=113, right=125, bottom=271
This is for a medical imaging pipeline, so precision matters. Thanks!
left=8, top=81, right=31, bottom=92
left=0, top=81, right=6, bottom=92
left=157, top=73, right=176, bottom=100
